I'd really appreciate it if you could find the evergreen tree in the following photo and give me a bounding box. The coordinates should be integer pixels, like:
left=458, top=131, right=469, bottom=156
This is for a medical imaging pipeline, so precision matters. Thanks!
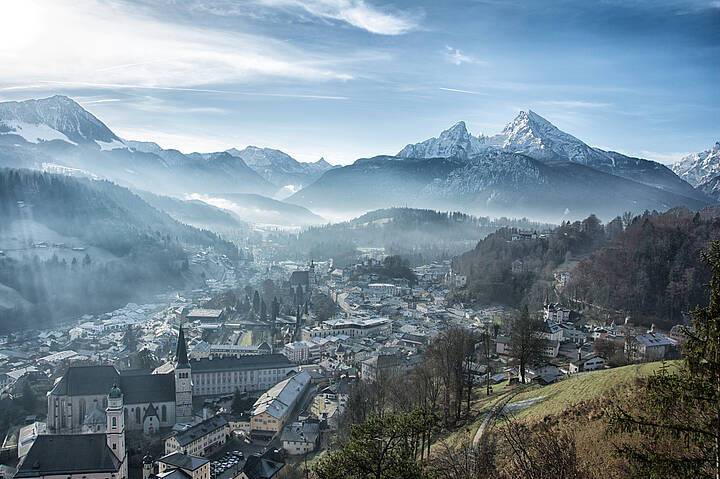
left=610, top=241, right=720, bottom=478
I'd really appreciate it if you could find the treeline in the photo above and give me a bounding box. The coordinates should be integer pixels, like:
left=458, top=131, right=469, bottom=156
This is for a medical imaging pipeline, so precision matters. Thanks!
left=0, top=168, right=239, bottom=331
left=567, top=208, right=720, bottom=328
left=452, top=214, right=610, bottom=306
left=281, top=207, right=549, bottom=266
left=452, top=207, right=720, bottom=328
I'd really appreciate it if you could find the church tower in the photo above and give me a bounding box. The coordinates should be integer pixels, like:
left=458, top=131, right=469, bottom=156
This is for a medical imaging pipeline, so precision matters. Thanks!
left=174, top=325, right=193, bottom=424
left=106, top=384, right=127, bottom=478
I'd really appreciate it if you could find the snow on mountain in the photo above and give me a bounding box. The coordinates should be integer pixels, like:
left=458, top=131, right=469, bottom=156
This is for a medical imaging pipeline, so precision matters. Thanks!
left=698, top=174, right=720, bottom=202
left=0, top=95, right=123, bottom=148
left=488, top=110, right=615, bottom=169
left=226, top=145, right=334, bottom=189
left=398, top=121, right=488, bottom=160
left=672, top=142, right=720, bottom=187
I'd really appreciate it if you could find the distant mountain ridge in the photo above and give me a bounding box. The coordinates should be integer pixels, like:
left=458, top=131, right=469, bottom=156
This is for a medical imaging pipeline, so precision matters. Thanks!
left=290, top=111, right=711, bottom=220
left=0, top=95, right=333, bottom=202
left=672, top=141, right=720, bottom=187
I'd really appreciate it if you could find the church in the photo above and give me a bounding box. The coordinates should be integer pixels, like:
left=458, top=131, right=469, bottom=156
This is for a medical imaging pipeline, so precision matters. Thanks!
left=17, top=384, right=128, bottom=479
left=47, top=327, right=193, bottom=434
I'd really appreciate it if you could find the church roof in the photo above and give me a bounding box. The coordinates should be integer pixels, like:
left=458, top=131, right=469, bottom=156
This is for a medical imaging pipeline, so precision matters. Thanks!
left=51, top=365, right=175, bottom=404
left=15, top=434, right=121, bottom=478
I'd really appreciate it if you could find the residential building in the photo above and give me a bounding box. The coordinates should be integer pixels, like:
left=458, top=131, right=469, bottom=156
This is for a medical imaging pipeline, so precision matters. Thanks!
left=569, top=354, right=606, bottom=373
left=157, top=452, right=210, bottom=479
left=281, top=422, right=320, bottom=455
left=164, top=416, right=229, bottom=456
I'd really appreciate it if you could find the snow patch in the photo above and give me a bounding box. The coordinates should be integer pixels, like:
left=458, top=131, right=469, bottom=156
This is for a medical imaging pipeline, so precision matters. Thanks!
left=96, top=138, right=127, bottom=151
left=0, top=120, right=77, bottom=145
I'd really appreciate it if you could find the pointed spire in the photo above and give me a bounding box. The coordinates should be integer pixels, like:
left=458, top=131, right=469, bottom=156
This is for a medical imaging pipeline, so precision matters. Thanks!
left=176, top=325, right=189, bottom=367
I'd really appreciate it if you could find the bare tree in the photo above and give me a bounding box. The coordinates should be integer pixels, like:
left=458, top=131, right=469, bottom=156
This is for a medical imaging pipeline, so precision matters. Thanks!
left=508, top=308, right=544, bottom=383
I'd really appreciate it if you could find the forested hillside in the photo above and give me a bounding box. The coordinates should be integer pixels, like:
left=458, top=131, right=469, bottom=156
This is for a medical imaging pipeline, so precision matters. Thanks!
left=0, top=168, right=239, bottom=331
left=452, top=208, right=720, bottom=328
left=284, top=207, right=548, bottom=266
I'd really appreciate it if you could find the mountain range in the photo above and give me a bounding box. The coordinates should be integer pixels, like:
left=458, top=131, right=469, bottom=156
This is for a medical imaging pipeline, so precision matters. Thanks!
left=289, top=112, right=715, bottom=220
left=0, top=95, right=334, bottom=200
left=0, top=95, right=717, bottom=223
left=672, top=142, right=720, bottom=200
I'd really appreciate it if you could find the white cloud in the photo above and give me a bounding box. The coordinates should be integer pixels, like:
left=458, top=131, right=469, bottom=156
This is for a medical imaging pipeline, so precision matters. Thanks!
left=0, top=0, right=354, bottom=90
left=637, top=150, right=692, bottom=165
left=256, top=0, right=418, bottom=35
left=444, top=46, right=478, bottom=66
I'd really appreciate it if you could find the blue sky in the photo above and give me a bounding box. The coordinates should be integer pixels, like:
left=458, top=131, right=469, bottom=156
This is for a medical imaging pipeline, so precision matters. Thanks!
left=0, top=0, right=718, bottom=164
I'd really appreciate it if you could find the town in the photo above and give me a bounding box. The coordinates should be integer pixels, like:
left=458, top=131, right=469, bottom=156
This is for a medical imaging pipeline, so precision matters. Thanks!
left=0, top=246, right=684, bottom=479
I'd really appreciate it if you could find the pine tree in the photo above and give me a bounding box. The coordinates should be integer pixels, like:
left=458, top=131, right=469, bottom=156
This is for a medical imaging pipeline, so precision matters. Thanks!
left=610, top=240, right=720, bottom=478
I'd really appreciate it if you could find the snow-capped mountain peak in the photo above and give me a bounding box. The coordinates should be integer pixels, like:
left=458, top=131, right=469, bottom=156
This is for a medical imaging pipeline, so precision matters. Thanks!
left=672, top=141, right=720, bottom=187
left=0, top=95, right=124, bottom=149
left=397, top=120, right=488, bottom=160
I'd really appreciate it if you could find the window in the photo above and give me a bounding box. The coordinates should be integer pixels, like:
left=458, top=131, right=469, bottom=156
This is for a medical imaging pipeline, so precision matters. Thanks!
left=162, top=405, right=167, bottom=422
left=135, top=408, right=141, bottom=424
left=112, top=417, right=117, bottom=428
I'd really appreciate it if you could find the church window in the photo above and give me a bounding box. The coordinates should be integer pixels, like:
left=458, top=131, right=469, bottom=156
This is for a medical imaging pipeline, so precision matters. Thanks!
left=162, top=405, right=167, bottom=422
left=79, top=399, right=86, bottom=422
left=135, top=408, right=141, bottom=424
left=103, top=397, right=107, bottom=408
left=112, top=417, right=117, bottom=428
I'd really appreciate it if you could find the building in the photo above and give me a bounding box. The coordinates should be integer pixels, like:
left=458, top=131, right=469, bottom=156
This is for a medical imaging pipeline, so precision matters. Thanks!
left=283, top=342, right=311, bottom=364
left=157, top=452, right=210, bottom=479
left=361, top=354, right=405, bottom=382
left=237, top=451, right=284, bottom=479
left=569, top=354, right=606, bottom=373
left=17, top=422, right=46, bottom=459
left=186, top=309, right=225, bottom=323
left=190, top=341, right=270, bottom=359
left=495, top=336, right=511, bottom=355
left=250, top=372, right=312, bottom=436
left=544, top=303, right=571, bottom=323
left=633, top=333, right=677, bottom=361
left=47, top=327, right=192, bottom=433
left=190, top=354, right=296, bottom=396
left=164, top=416, right=229, bottom=456
left=281, top=422, right=320, bottom=455
left=15, top=385, right=128, bottom=479
left=304, top=318, right=392, bottom=339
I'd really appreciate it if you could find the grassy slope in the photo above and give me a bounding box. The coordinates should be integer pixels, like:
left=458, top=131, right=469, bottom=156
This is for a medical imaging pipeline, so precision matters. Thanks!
left=507, top=360, right=681, bottom=421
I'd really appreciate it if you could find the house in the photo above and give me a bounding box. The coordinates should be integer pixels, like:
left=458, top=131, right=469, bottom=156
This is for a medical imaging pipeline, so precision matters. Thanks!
left=495, top=336, right=511, bottom=355
left=569, top=354, right=606, bottom=373
left=525, top=363, right=561, bottom=383
left=361, top=354, right=404, bottom=382
left=541, top=340, right=560, bottom=358
left=238, top=451, right=284, bottom=479
left=544, top=303, right=571, bottom=322
left=164, top=416, right=229, bottom=456
left=157, top=452, right=210, bottom=479
left=281, top=422, right=320, bottom=455
left=633, top=333, right=677, bottom=361
left=186, top=309, right=224, bottom=323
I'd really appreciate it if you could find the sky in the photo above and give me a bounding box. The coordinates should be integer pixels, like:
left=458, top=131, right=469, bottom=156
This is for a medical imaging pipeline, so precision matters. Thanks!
left=0, top=0, right=718, bottom=165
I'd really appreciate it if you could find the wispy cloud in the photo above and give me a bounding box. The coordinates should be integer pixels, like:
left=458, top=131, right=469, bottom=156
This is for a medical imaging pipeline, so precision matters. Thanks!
left=444, top=46, right=479, bottom=66
left=256, top=0, right=419, bottom=35
left=439, top=87, right=487, bottom=95
left=0, top=0, right=355, bottom=91
left=538, top=100, right=612, bottom=108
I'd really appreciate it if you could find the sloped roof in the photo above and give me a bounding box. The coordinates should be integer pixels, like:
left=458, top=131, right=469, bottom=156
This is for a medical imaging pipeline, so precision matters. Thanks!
left=51, top=365, right=175, bottom=404
left=252, top=372, right=311, bottom=420
left=242, top=454, right=284, bottom=479
left=190, top=354, right=294, bottom=373
left=15, top=434, right=120, bottom=478
left=159, top=452, right=209, bottom=471
left=171, top=416, right=228, bottom=447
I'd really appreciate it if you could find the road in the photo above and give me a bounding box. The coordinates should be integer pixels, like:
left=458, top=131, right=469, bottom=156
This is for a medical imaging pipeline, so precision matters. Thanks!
left=472, top=390, right=521, bottom=449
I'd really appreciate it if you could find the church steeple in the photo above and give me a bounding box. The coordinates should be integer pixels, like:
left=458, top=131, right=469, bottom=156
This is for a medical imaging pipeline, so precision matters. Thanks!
left=176, top=325, right=189, bottom=366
